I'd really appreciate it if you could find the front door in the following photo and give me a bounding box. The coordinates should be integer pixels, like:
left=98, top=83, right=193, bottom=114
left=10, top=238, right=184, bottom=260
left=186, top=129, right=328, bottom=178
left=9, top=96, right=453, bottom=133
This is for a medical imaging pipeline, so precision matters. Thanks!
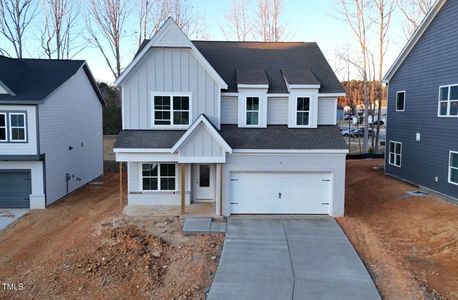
left=194, top=164, right=214, bottom=201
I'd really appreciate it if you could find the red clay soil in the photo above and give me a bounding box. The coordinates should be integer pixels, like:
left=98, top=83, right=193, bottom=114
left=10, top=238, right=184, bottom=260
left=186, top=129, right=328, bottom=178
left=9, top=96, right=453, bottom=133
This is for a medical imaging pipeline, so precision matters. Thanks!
left=0, top=173, right=223, bottom=299
left=338, top=159, right=458, bottom=300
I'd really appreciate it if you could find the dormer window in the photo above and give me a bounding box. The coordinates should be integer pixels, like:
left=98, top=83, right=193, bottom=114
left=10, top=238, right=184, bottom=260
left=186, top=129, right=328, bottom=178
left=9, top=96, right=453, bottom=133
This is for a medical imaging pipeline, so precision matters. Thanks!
left=152, top=93, right=191, bottom=127
left=246, top=97, right=260, bottom=126
left=296, top=97, right=310, bottom=126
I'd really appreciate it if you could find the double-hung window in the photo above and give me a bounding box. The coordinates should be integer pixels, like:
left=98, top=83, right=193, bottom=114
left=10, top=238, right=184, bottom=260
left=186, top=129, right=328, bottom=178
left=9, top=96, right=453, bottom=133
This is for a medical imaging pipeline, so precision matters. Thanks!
left=439, top=85, right=458, bottom=117
left=296, top=97, right=310, bottom=126
left=0, top=113, right=6, bottom=141
left=141, top=163, right=176, bottom=191
left=246, top=97, right=259, bottom=125
left=389, top=141, right=402, bottom=167
left=153, top=94, right=190, bottom=126
left=449, top=151, right=458, bottom=185
left=9, top=113, right=26, bottom=142
left=396, top=91, right=405, bottom=111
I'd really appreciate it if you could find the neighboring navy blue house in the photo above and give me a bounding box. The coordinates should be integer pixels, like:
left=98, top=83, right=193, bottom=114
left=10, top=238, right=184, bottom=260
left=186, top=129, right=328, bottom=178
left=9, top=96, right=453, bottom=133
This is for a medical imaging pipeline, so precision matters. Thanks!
left=383, top=0, right=458, bottom=200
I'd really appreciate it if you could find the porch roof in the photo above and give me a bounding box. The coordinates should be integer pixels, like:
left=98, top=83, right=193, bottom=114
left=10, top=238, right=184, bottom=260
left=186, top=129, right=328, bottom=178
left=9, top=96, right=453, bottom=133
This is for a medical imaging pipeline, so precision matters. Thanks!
left=114, top=125, right=347, bottom=151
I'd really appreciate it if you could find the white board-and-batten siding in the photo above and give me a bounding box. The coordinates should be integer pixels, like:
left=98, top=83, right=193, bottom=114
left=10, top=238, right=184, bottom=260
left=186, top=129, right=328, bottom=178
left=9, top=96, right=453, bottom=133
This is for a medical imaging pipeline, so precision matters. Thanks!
left=122, top=48, right=221, bottom=129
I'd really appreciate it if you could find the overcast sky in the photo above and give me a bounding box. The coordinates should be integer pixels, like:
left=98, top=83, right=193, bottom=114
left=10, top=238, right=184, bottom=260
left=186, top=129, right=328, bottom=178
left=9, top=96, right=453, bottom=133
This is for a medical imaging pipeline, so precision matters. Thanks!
left=0, top=0, right=412, bottom=83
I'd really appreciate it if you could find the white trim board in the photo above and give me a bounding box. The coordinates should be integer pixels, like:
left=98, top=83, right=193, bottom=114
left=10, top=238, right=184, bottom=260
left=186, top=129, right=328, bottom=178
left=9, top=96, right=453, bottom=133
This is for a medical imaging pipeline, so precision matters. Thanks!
left=114, top=18, right=227, bottom=89
left=232, top=149, right=349, bottom=154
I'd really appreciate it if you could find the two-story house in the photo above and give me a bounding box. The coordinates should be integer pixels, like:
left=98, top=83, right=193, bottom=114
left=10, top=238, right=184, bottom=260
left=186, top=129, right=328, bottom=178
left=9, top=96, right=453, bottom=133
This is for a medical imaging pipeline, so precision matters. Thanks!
left=114, top=18, right=348, bottom=217
left=383, top=0, right=457, bottom=201
left=0, top=56, right=104, bottom=208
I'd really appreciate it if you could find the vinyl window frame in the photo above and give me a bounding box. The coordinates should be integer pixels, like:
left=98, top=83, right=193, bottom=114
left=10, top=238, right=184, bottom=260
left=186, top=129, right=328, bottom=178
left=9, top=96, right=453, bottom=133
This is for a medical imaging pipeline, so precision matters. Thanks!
left=9, top=112, right=27, bottom=142
left=388, top=140, right=402, bottom=168
left=245, top=96, right=260, bottom=126
left=151, top=92, right=192, bottom=128
left=140, top=163, right=177, bottom=192
left=396, top=91, right=406, bottom=112
left=296, top=96, right=311, bottom=126
left=0, top=112, right=7, bottom=142
left=449, top=151, right=458, bottom=186
left=438, top=84, right=458, bottom=117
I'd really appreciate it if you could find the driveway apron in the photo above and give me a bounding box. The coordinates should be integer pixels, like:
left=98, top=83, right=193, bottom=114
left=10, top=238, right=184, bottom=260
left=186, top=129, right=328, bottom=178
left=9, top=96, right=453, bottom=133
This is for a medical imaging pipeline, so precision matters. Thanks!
left=208, top=216, right=380, bottom=300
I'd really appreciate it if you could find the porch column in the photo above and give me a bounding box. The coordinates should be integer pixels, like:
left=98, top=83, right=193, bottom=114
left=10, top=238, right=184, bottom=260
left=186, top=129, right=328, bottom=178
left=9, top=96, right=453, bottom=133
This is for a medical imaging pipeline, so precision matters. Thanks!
left=119, top=162, right=123, bottom=211
left=180, top=163, right=185, bottom=215
left=219, top=164, right=223, bottom=216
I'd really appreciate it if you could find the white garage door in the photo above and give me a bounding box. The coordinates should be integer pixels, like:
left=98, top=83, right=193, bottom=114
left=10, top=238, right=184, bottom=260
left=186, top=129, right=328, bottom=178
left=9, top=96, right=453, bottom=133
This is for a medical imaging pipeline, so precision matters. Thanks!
left=230, top=172, right=332, bottom=214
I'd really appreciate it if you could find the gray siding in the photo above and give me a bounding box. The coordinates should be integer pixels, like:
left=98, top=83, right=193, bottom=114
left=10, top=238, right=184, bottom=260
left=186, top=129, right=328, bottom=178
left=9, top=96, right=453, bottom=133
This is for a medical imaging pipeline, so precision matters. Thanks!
left=0, top=105, right=38, bottom=155
left=122, top=48, right=220, bottom=129
left=267, top=97, right=288, bottom=124
left=39, top=68, right=103, bottom=204
left=221, top=96, right=237, bottom=124
left=386, top=0, right=458, bottom=199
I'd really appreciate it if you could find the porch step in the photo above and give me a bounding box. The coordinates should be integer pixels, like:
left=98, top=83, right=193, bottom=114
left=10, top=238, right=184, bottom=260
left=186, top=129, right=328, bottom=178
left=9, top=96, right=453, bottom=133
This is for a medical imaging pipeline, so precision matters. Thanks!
left=183, top=216, right=226, bottom=234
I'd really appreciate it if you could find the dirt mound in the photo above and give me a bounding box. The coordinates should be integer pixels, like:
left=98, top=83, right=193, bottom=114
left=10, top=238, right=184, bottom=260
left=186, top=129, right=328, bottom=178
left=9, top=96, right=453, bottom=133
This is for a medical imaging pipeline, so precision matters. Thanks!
left=76, top=225, right=170, bottom=290
left=39, top=224, right=172, bottom=299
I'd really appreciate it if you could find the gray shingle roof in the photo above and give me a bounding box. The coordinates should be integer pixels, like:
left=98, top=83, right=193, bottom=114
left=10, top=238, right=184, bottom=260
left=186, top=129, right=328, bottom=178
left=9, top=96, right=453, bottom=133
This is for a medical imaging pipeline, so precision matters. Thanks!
left=0, top=55, right=104, bottom=104
left=236, top=69, right=269, bottom=85
left=282, top=69, right=320, bottom=85
left=114, top=125, right=347, bottom=150
left=192, top=41, right=344, bottom=94
left=135, top=40, right=344, bottom=94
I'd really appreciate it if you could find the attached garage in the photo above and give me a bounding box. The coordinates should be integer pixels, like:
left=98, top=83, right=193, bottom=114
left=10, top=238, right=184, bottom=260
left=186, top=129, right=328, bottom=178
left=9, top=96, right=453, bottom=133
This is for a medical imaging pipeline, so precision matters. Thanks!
left=0, top=170, right=32, bottom=208
left=230, top=172, right=332, bottom=214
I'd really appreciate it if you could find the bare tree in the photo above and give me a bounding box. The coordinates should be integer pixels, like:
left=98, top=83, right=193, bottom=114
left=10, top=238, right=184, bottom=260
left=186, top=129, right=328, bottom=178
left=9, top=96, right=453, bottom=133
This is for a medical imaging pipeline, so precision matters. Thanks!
left=221, top=0, right=251, bottom=41
left=0, top=0, right=37, bottom=58
left=372, top=0, right=395, bottom=152
left=87, top=0, right=130, bottom=79
left=136, top=0, right=208, bottom=45
left=257, top=0, right=283, bottom=42
left=137, top=0, right=168, bottom=47
left=40, top=0, right=82, bottom=59
left=398, top=0, right=434, bottom=38
left=168, top=0, right=208, bottom=39
left=338, top=0, right=371, bottom=153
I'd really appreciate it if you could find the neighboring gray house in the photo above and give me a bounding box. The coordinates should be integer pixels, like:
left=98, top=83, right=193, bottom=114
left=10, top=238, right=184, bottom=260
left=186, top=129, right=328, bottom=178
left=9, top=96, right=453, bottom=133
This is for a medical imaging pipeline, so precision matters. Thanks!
left=114, top=18, right=348, bottom=217
left=0, top=56, right=105, bottom=208
left=383, top=0, right=457, bottom=200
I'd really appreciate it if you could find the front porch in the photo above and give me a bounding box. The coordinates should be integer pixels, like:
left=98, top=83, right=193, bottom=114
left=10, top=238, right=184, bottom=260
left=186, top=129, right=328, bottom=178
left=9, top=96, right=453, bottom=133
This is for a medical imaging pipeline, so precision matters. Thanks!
left=115, top=114, right=232, bottom=217
left=123, top=202, right=218, bottom=218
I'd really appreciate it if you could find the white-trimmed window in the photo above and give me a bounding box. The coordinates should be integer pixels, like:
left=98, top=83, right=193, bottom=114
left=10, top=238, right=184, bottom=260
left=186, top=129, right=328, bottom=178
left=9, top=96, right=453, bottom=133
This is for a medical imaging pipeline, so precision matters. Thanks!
left=141, top=163, right=176, bottom=191
left=296, top=97, right=310, bottom=126
left=438, top=85, right=458, bottom=117
left=449, top=151, right=458, bottom=185
left=0, top=113, right=6, bottom=141
left=396, top=91, right=405, bottom=111
left=246, top=96, right=259, bottom=125
left=153, top=94, right=191, bottom=126
left=9, top=113, right=26, bottom=142
left=389, top=141, right=402, bottom=167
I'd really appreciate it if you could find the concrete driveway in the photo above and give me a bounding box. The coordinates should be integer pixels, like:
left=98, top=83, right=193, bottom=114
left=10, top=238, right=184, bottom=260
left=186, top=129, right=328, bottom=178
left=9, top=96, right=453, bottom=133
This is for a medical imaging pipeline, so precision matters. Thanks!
left=0, top=209, right=29, bottom=231
left=208, top=216, right=380, bottom=300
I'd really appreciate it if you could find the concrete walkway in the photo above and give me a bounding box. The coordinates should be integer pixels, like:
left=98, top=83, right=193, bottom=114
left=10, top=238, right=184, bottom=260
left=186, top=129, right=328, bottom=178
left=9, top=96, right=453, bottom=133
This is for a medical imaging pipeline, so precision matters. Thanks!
left=208, top=216, right=380, bottom=300
left=0, top=209, right=29, bottom=231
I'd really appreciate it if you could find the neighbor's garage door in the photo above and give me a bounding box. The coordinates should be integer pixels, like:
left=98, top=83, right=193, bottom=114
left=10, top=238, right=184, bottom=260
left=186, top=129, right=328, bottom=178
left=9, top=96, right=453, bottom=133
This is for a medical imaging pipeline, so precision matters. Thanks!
left=0, top=170, right=31, bottom=208
left=230, top=172, right=332, bottom=214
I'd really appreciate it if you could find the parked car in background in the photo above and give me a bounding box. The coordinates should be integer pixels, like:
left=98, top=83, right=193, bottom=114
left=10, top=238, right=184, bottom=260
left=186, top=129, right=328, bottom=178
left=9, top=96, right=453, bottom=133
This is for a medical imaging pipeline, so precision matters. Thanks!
left=351, top=128, right=374, bottom=138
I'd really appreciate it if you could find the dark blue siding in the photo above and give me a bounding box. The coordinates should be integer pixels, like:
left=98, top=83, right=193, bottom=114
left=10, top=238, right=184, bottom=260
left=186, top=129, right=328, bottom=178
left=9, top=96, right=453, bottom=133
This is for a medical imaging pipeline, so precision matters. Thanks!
left=386, top=0, right=458, bottom=199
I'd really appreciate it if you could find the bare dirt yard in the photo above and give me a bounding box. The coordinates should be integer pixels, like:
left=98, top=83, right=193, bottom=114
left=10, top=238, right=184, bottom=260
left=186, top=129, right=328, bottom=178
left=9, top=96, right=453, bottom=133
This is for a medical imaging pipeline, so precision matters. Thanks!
left=0, top=173, right=223, bottom=299
left=339, top=159, right=458, bottom=300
